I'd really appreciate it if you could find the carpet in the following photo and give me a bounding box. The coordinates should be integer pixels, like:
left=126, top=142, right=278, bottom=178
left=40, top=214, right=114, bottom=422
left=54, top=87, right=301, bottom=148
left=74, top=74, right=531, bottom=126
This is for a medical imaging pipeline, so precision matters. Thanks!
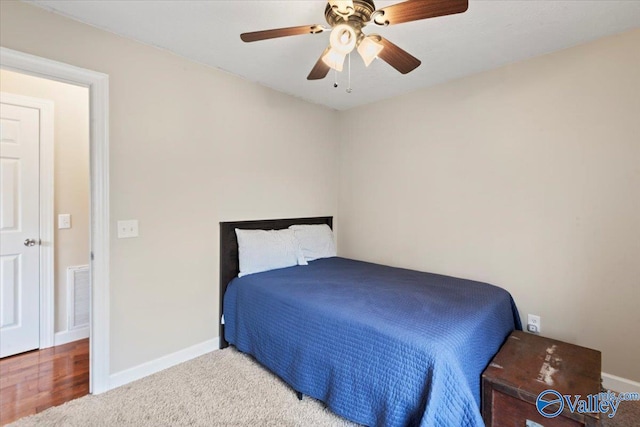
left=9, top=347, right=640, bottom=426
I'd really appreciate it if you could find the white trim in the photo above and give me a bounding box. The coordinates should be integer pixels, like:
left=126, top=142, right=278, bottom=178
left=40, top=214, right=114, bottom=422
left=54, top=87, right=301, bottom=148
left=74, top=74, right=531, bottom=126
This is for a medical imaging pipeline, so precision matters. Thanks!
left=0, top=92, right=55, bottom=350
left=54, top=327, right=89, bottom=346
left=602, top=372, right=640, bottom=394
left=109, top=339, right=219, bottom=390
left=0, top=47, right=110, bottom=394
left=39, top=96, right=55, bottom=350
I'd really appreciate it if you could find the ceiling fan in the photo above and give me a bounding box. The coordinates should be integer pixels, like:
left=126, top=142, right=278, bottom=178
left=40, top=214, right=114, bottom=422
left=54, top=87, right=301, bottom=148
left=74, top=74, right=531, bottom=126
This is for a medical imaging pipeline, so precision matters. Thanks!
left=240, top=0, right=469, bottom=81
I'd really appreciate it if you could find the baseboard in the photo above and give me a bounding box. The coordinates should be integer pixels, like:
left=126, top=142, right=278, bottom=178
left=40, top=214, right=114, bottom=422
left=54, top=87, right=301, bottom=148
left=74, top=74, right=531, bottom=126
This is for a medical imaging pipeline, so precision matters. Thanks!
left=54, top=327, right=89, bottom=346
left=108, top=338, right=219, bottom=391
left=602, top=372, right=640, bottom=394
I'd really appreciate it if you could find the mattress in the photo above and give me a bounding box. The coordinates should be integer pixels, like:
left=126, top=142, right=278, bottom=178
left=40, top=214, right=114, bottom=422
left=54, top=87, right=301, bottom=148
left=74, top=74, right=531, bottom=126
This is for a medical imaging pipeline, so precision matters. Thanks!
left=224, top=257, right=521, bottom=427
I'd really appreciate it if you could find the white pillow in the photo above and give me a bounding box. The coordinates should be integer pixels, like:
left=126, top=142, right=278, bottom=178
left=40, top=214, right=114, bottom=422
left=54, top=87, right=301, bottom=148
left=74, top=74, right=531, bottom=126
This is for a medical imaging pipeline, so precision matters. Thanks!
left=235, top=229, right=307, bottom=277
left=288, top=224, right=337, bottom=262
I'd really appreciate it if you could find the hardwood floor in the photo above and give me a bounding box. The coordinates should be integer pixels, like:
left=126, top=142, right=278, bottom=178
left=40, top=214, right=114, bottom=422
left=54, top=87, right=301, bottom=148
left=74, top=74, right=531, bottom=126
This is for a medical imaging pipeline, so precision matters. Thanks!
left=0, top=339, right=89, bottom=426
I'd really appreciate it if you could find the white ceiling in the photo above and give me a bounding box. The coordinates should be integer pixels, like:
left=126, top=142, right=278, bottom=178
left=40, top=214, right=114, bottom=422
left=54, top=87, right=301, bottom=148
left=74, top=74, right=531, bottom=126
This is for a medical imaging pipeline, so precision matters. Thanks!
left=27, top=0, right=640, bottom=110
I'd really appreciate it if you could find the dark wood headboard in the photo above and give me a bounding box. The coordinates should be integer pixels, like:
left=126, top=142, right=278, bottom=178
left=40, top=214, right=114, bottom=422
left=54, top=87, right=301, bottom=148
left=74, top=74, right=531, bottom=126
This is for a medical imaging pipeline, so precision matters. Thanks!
left=219, top=216, right=333, bottom=348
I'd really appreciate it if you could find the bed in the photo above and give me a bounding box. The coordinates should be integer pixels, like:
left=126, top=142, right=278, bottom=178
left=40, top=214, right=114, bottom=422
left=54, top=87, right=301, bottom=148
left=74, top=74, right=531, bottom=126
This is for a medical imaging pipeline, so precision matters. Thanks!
left=219, top=216, right=521, bottom=427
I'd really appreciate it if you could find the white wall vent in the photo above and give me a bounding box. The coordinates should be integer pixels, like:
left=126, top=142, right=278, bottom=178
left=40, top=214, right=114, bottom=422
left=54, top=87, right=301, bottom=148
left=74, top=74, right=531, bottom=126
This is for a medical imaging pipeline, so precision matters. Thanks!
left=67, top=265, right=90, bottom=330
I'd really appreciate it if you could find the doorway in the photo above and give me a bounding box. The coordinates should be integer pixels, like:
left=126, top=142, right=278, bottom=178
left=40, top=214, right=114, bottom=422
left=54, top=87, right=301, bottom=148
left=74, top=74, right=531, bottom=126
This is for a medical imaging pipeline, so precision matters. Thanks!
left=0, top=47, right=110, bottom=395
left=1, top=71, right=91, bottom=359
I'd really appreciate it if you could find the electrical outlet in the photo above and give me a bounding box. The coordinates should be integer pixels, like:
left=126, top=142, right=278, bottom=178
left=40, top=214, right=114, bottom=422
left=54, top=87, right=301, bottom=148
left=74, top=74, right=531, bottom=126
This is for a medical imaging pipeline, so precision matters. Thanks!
left=117, top=220, right=139, bottom=238
left=527, top=314, right=541, bottom=334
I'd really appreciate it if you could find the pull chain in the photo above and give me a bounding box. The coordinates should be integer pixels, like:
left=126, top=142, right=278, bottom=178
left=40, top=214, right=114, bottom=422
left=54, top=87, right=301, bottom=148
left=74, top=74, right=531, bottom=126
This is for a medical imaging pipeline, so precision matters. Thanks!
left=333, top=68, right=338, bottom=88
left=346, top=53, right=352, bottom=93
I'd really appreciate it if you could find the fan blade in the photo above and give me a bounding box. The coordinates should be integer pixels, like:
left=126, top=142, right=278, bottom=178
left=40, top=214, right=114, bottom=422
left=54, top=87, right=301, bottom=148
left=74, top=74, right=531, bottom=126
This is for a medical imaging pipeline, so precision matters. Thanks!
left=373, top=0, right=468, bottom=26
left=377, top=37, right=421, bottom=74
left=241, top=25, right=325, bottom=42
left=307, top=47, right=332, bottom=80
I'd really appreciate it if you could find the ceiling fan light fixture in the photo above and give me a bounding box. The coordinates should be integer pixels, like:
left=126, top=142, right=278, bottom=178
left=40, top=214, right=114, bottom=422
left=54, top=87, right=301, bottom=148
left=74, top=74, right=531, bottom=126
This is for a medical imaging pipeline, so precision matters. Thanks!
left=329, top=24, right=357, bottom=55
left=357, top=35, right=384, bottom=67
left=322, top=47, right=346, bottom=72
left=241, top=0, right=470, bottom=81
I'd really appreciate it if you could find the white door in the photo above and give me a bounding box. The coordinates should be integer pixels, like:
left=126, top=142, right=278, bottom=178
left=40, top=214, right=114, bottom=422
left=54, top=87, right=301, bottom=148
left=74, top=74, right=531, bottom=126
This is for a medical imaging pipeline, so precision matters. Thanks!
left=0, top=100, right=41, bottom=358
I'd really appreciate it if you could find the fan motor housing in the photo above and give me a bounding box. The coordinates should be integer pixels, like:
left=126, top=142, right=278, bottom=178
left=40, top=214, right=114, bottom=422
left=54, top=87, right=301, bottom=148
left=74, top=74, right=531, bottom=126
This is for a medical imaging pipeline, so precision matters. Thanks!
left=324, top=0, right=376, bottom=28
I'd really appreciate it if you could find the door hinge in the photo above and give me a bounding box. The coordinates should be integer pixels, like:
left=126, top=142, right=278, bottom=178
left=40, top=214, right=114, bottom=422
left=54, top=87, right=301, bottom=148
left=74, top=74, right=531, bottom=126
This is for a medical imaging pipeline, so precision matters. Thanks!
left=90, top=252, right=94, bottom=261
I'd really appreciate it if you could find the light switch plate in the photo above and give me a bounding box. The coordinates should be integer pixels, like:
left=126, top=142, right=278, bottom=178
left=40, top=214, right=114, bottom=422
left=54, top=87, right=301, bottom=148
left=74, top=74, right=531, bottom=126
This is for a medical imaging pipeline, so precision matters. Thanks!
left=117, top=220, right=139, bottom=238
left=58, top=214, right=71, bottom=229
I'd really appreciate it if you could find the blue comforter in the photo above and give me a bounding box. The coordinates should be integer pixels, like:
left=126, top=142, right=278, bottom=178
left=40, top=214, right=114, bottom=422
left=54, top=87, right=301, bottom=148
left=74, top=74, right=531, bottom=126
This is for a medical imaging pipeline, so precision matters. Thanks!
left=224, top=257, right=520, bottom=427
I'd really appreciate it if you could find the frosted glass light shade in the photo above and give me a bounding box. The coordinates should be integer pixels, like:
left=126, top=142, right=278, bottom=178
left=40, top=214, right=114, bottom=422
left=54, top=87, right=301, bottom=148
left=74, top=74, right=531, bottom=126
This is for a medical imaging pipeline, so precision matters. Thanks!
left=358, top=36, right=384, bottom=67
left=322, top=47, right=346, bottom=72
left=329, top=24, right=357, bottom=55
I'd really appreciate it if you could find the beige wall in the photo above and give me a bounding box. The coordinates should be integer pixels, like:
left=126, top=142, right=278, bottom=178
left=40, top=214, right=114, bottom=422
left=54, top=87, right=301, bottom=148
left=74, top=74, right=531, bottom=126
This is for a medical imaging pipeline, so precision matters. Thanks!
left=338, top=29, right=640, bottom=381
left=0, top=69, right=90, bottom=334
left=0, top=1, right=338, bottom=373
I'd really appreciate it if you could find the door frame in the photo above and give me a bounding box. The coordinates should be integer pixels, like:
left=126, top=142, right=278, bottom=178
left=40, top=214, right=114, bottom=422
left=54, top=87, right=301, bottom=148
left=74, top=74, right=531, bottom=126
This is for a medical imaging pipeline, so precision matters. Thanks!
left=0, top=92, right=55, bottom=350
left=0, top=47, right=110, bottom=394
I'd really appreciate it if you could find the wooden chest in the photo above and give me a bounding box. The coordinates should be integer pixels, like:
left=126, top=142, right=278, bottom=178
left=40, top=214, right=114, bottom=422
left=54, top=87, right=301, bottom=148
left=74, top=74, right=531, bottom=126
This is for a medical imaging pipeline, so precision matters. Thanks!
left=482, top=330, right=601, bottom=427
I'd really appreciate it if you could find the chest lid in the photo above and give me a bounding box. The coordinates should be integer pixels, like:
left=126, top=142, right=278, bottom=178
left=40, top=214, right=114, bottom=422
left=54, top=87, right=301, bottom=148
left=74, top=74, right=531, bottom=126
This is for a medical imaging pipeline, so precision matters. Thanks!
left=483, top=330, right=602, bottom=418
